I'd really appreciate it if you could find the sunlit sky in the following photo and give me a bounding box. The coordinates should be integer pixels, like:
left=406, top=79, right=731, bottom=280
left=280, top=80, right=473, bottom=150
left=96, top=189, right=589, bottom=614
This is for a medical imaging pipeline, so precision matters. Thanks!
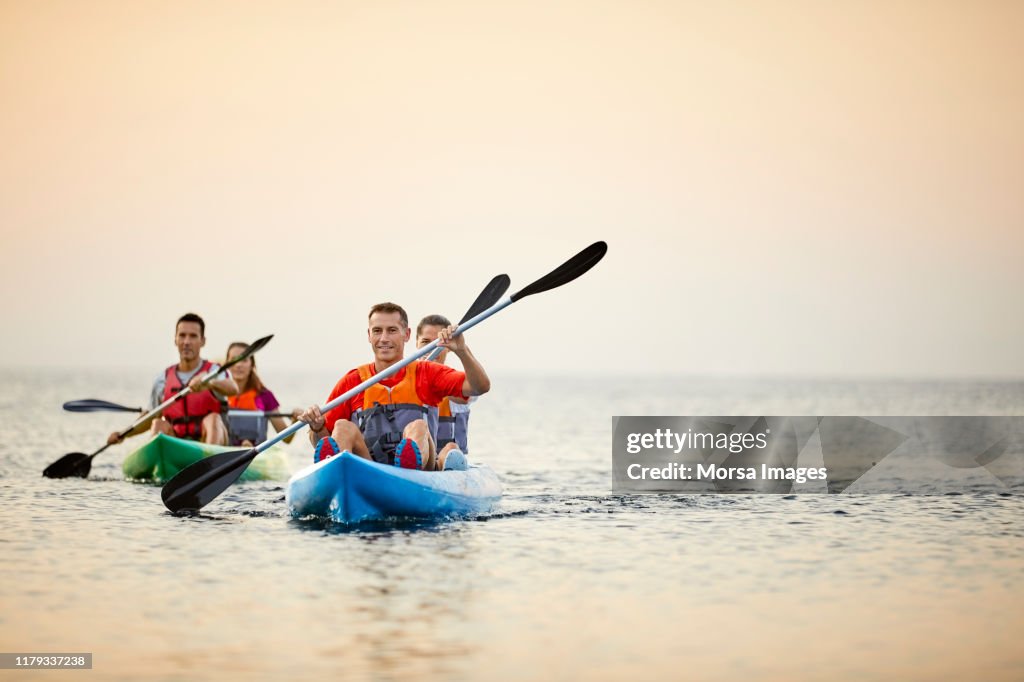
left=1, top=1, right=1021, bottom=378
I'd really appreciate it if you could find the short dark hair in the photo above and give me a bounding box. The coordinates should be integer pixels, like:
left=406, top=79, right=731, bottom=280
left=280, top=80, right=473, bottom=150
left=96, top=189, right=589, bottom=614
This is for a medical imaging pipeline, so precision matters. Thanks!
left=368, top=302, right=408, bottom=328
left=176, top=312, right=205, bottom=337
left=416, top=314, right=451, bottom=338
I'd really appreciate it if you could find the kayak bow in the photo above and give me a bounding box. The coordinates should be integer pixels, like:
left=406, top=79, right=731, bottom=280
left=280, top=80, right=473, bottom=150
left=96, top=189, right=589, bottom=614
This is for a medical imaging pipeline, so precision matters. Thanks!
left=286, top=452, right=502, bottom=523
left=123, top=433, right=291, bottom=483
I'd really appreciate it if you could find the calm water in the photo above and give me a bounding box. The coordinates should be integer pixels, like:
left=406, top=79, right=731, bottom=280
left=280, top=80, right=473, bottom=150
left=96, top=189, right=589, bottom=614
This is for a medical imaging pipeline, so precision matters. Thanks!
left=1, top=369, right=1022, bottom=681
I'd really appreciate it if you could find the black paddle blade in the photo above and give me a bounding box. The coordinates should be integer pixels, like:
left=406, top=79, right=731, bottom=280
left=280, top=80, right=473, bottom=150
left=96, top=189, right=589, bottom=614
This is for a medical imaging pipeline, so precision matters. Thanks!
left=160, top=448, right=259, bottom=513
left=43, top=453, right=92, bottom=479
left=510, top=241, right=607, bottom=302
left=460, top=274, right=511, bottom=323
left=221, top=334, right=274, bottom=372
left=63, top=399, right=143, bottom=413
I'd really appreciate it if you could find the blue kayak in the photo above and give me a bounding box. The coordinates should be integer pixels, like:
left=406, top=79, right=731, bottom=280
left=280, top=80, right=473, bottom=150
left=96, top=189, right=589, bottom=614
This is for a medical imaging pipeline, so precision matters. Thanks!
left=285, top=451, right=503, bottom=524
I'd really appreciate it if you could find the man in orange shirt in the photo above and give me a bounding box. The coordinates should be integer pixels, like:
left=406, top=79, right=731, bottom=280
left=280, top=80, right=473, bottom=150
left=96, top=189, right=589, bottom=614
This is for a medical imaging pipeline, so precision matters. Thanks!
left=297, top=302, right=491, bottom=470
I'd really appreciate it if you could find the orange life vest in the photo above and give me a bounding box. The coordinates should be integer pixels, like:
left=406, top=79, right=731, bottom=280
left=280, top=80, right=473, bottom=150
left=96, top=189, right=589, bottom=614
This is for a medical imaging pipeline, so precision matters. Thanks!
left=228, top=389, right=260, bottom=410
left=351, top=361, right=430, bottom=464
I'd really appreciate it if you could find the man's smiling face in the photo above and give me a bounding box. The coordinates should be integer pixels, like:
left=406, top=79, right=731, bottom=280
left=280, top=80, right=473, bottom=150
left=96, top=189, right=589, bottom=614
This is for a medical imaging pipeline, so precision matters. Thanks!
left=368, top=311, right=409, bottom=364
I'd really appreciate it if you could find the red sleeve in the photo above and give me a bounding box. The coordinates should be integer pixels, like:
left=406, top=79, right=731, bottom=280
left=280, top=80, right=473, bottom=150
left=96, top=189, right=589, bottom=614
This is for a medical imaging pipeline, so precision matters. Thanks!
left=416, top=361, right=468, bottom=406
left=323, top=369, right=362, bottom=433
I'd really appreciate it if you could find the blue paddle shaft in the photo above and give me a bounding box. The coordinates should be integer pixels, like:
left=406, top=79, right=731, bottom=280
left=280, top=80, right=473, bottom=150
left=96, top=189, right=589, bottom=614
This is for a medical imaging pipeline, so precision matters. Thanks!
left=254, top=296, right=513, bottom=454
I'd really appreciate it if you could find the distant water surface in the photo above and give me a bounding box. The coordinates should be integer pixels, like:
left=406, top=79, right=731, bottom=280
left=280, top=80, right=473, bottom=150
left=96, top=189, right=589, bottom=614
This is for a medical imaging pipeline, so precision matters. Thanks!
left=0, top=369, right=1021, bottom=681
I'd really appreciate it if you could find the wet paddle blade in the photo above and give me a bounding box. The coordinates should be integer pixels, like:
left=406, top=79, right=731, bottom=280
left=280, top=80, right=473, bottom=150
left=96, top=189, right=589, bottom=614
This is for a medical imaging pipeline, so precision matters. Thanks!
left=160, top=448, right=259, bottom=513
left=460, top=274, right=511, bottom=323
left=43, top=453, right=92, bottom=479
left=510, top=241, right=607, bottom=302
left=63, top=399, right=143, bottom=413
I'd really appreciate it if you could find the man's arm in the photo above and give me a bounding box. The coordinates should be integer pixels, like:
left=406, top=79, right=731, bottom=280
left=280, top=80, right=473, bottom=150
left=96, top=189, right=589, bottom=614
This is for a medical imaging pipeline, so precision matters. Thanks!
left=299, top=404, right=331, bottom=446
left=205, top=376, right=239, bottom=396
left=187, top=366, right=238, bottom=397
left=109, top=373, right=166, bottom=445
left=151, top=373, right=165, bottom=410
left=299, top=375, right=355, bottom=445
left=107, top=419, right=152, bottom=445
left=438, top=326, right=490, bottom=397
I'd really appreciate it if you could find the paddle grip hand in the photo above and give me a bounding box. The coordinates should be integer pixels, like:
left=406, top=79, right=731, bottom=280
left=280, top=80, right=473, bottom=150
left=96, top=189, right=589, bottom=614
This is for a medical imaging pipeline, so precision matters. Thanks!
left=187, top=375, right=209, bottom=392
left=107, top=414, right=148, bottom=444
left=436, top=324, right=467, bottom=353
left=108, top=414, right=154, bottom=444
left=297, top=405, right=329, bottom=439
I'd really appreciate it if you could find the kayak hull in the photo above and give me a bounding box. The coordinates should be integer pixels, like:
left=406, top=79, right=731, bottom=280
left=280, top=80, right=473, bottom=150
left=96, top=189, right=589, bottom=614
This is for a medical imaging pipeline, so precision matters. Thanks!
left=286, top=451, right=503, bottom=524
left=122, top=433, right=291, bottom=483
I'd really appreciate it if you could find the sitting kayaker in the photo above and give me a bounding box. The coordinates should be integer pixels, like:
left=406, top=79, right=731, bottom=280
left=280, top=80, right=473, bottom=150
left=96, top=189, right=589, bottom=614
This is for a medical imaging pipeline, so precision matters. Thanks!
left=416, top=314, right=475, bottom=471
left=297, top=302, right=490, bottom=471
left=107, top=313, right=238, bottom=446
left=224, top=341, right=302, bottom=446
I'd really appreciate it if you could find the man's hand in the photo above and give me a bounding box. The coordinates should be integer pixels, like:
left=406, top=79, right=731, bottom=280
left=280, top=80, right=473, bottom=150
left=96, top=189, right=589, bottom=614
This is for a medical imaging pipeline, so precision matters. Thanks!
left=437, top=324, right=467, bottom=354
left=107, top=431, right=124, bottom=446
left=186, top=375, right=208, bottom=392
left=444, top=324, right=490, bottom=398
left=298, top=405, right=327, bottom=433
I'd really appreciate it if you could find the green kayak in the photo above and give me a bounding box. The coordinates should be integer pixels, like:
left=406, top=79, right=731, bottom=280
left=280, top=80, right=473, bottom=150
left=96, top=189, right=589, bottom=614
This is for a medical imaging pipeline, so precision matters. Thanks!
left=122, top=433, right=292, bottom=483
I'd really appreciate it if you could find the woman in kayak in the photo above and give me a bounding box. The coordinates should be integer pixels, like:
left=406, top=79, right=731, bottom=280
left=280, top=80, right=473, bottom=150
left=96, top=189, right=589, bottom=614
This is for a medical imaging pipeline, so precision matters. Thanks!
left=224, top=341, right=301, bottom=446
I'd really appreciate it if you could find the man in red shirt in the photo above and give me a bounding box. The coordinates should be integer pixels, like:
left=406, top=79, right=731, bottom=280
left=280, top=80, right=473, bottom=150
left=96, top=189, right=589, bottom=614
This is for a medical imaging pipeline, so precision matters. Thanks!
left=297, top=302, right=491, bottom=470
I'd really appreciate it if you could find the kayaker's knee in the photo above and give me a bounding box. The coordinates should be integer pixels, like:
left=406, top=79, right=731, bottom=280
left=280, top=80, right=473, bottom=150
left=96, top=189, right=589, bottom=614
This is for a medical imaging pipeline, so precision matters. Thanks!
left=436, top=442, right=461, bottom=471
left=331, top=420, right=369, bottom=458
left=332, top=419, right=360, bottom=442
left=403, top=419, right=429, bottom=441
left=151, top=418, right=173, bottom=436
left=402, top=419, right=436, bottom=470
left=201, top=413, right=228, bottom=445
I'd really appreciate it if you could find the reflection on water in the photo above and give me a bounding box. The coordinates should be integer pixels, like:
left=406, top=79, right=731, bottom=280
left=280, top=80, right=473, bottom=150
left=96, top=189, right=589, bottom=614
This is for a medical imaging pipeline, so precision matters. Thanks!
left=0, top=371, right=1022, bottom=680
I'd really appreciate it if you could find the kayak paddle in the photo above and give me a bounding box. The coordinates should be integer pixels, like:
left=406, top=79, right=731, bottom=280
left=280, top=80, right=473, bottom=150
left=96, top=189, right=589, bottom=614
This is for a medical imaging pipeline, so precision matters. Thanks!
left=425, top=275, right=511, bottom=362
left=65, top=402, right=298, bottom=420
left=65, top=405, right=300, bottom=420
left=63, top=399, right=144, bottom=414
left=162, top=241, right=606, bottom=514
left=43, top=334, right=274, bottom=479
left=160, top=271, right=517, bottom=513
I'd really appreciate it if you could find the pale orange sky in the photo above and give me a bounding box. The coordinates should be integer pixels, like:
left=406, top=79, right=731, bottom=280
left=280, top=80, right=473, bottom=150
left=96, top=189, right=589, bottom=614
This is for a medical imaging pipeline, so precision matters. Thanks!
left=1, top=1, right=1021, bottom=377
